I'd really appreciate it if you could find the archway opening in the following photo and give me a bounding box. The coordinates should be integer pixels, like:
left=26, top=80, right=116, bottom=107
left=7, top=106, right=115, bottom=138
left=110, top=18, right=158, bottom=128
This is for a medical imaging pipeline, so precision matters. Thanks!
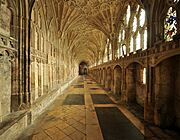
left=79, top=62, right=88, bottom=75
left=153, top=55, right=180, bottom=131
left=126, top=63, right=146, bottom=107
left=101, top=68, right=106, bottom=86
left=113, top=65, right=122, bottom=98
left=106, top=67, right=112, bottom=91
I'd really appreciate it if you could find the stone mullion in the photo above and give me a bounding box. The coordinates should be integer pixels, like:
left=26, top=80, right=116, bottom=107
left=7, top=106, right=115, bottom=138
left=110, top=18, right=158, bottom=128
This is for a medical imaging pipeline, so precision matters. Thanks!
left=121, top=67, right=126, bottom=103
left=107, top=43, right=110, bottom=61
left=141, top=31, right=144, bottom=49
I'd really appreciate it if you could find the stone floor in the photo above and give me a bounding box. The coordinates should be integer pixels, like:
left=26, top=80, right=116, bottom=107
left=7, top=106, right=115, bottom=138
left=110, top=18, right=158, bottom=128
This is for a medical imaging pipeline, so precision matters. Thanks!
left=17, top=76, right=179, bottom=140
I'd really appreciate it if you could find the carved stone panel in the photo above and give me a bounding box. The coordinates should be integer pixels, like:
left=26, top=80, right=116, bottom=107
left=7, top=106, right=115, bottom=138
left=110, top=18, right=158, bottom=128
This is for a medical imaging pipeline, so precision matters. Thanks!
left=0, top=0, right=11, bottom=36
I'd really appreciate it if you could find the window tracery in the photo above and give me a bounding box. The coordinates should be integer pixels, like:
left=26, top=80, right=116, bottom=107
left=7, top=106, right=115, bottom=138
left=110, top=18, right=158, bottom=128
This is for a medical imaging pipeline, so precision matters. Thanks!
left=133, top=17, right=137, bottom=32
left=126, top=5, right=131, bottom=25
left=118, top=4, right=147, bottom=57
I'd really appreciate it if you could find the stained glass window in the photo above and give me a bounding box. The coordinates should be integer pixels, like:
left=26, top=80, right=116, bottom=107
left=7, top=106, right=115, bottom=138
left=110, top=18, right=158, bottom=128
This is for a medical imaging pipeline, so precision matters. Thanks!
left=164, top=7, right=177, bottom=41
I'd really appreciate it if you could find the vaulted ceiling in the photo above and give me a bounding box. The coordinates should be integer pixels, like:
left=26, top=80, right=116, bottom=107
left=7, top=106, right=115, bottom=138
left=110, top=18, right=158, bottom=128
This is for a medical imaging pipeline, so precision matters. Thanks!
left=31, top=0, right=143, bottom=65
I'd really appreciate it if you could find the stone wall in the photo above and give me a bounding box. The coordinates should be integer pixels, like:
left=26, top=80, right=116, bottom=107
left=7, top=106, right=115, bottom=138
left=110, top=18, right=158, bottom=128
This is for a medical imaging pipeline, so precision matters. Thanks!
left=175, top=56, right=180, bottom=129
left=0, top=50, right=11, bottom=120
left=0, top=0, right=11, bottom=36
left=154, top=55, right=180, bottom=129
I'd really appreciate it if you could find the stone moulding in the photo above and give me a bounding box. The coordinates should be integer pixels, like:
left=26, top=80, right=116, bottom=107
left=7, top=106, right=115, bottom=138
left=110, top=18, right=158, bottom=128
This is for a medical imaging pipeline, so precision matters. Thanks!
left=0, top=33, right=17, bottom=62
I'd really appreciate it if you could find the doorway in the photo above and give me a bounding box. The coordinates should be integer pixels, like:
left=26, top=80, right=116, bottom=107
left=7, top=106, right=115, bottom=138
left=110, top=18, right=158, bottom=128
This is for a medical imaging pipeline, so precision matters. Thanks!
left=79, top=62, right=88, bottom=75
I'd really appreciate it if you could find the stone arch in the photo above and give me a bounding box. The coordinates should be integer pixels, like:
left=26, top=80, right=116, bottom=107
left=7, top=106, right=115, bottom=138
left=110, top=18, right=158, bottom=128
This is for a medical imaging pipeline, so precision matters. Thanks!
left=113, top=65, right=122, bottom=97
left=106, top=66, right=112, bottom=90
left=155, top=52, right=180, bottom=66
left=153, top=54, right=180, bottom=130
left=125, top=60, right=145, bottom=68
left=79, top=62, right=88, bottom=75
left=126, top=62, right=146, bottom=108
left=102, top=68, right=106, bottom=86
left=99, top=68, right=102, bottom=83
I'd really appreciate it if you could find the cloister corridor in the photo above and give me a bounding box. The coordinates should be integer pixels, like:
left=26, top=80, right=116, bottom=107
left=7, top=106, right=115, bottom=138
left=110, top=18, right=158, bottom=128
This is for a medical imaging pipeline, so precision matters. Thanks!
left=1, top=0, right=180, bottom=139
left=16, top=76, right=178, bottom=140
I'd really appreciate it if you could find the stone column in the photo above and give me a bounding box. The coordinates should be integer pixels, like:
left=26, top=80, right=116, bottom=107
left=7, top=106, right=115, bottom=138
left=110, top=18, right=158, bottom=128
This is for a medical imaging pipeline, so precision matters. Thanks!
left=121, top=67, right=127, bottom=102
left=110, top=33, right=118, bottom=60
left=144, top=66, right=155, bottom=123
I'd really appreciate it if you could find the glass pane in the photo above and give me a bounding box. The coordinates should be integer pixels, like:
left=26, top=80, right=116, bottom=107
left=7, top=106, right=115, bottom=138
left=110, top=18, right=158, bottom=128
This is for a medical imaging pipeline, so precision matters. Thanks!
left=126, top=5, right=131, bottom=25
left=143, top=68, right=146, bottom=84
left=130, top=37, right=133, bottom=52
left=140, top=9, right=146, bottom=27
left=144, top=29, right=147, bottom=50
left=122, top=30, right=125, bottom=40
left=164, top=7, right=177, bottom=41
left=136, top=32, right=141, bottom=50
left=136, top=5, right=140, bottom=12
left=133, top=17, right=137, bottom=32
left=122, top=44, right=126, bottom=55
left=119, top=33, right=121, bottom=42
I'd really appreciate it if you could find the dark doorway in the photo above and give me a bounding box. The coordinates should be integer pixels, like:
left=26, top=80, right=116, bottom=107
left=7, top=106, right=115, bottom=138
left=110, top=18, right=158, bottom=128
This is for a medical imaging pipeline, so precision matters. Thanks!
left=79, top=62, right=88, bottom=75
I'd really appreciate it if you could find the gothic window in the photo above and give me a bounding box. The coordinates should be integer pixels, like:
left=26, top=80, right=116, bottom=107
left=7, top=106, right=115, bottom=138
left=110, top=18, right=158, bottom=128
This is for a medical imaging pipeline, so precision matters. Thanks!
left=126, top=5, right=131, bottom=25
left=143, top=68, right=146, bottom=84
left=164, top=7, right=177, bottom=41
left=122, top=44, right=126, bottom=55
left=104, top=47, right=108, bottom=62
left=133, top=17, right=137, bottom=32
left=173, top=0, right=179, bottom=3
left=140, top=9, right=146, bottom=27
left=109, top=43, right=112, bottom=61
left=122, top=30, right=125, bottom=40
left=144, top=29, right=147, bottom=50
left=119, top=4, right=147, bottom=56
left=119, top=32, right=121, bottom=42
left=136, top=5, right=140, bottom=12
left=136, top=32, right=141, bottom=50
left=130, top=37, right=134, bottom=53
left=104, top=39, right=108, bottom=62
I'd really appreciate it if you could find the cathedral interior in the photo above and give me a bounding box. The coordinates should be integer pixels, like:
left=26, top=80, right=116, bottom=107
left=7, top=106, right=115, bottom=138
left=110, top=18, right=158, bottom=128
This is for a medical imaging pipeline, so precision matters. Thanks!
left=0, top=0, right=180, bottom=140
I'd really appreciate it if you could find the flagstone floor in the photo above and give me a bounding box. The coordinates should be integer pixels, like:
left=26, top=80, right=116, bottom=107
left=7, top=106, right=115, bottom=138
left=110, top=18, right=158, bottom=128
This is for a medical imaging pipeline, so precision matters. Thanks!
left=17, top=76, right=153, bottom=140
